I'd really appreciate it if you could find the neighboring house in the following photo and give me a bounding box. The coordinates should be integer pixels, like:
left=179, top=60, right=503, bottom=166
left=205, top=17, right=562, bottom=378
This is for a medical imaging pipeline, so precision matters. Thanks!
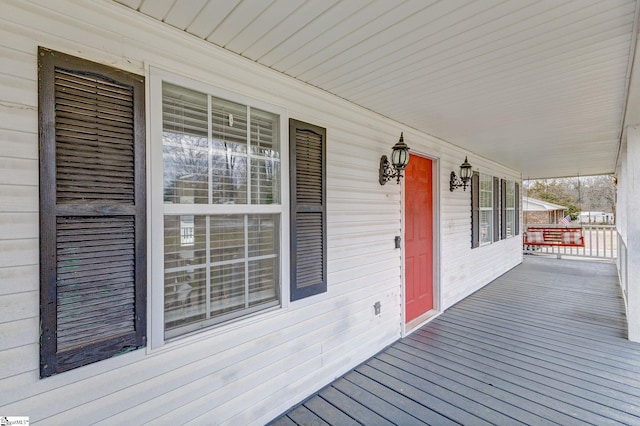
left=1, top=1, right=640, bottom=425
left=578, top=211, right=615, bottom=224
left=523, top=196, right=567, bottom=224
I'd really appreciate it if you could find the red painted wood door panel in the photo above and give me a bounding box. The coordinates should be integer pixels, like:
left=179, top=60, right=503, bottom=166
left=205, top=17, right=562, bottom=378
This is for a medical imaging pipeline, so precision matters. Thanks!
left=405, top=154, right=433, bottom=323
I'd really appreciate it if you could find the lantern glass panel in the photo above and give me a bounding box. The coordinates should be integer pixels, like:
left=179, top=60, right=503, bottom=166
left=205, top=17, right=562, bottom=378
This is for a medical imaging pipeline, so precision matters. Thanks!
left=460, top=165, right=471, bottom=180
left=392, top=148, right=409, bottom=168
left=391, top=148, right=401, bottom=167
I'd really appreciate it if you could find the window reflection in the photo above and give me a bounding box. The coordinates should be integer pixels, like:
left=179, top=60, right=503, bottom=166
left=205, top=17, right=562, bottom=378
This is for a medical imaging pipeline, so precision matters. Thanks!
left=162, top=82, right=280, bottom=206
left=180, top=215, right=194, bottom=247
left=161, top=81, right=282, bottom=338
left=164, top=214, right=279, bottom=335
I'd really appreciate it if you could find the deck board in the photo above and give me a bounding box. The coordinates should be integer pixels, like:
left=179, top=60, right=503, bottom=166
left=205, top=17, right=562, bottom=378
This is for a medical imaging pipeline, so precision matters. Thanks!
left=411, top=326, right=640, bottom=424
left=286, top=406, right=330, bottom=426
left=361, top=359, right=522, bottom=425
left=405, top=331, right=624, bottom=425
left=446, top=303, right=636, bottom=356
left=437, top=310, right=640, bottom=380
left=318, top=386, right=396, bottom=426
left=424, top=319, right=640, bottom=396
left=303, top=397, right=360, bottom=426
left=268, top=257, right=640, bottom=425
left=381, top=346, right=558, bottom=426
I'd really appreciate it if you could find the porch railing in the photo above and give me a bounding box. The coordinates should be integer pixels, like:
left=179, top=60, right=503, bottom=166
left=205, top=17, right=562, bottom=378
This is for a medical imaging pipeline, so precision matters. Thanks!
left=523, top=224, right=617, bottom=260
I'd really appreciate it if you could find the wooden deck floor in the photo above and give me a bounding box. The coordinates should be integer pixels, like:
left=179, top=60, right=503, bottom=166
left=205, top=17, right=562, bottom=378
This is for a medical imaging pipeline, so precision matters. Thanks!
left=268, top=256, right=640, bottom=425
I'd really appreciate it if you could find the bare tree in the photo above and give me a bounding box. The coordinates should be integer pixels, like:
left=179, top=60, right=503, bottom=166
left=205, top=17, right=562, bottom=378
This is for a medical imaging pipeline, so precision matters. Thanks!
left=523, top=175, right=616, bottom=223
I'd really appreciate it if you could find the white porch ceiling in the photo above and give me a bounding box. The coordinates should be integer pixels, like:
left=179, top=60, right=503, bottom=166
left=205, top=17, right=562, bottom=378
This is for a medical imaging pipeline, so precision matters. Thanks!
left=114, top=0, right=639, bottom=179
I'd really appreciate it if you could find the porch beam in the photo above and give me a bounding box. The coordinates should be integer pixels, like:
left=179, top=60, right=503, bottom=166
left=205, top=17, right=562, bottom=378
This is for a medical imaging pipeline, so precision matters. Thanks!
left=625, top=125, right=640, bottom=341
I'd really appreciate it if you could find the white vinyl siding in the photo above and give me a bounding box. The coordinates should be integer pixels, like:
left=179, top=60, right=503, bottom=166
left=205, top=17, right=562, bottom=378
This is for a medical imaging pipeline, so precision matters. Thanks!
left=161, top=80, right=282, bottom=339
left=0, top=2, right=521, bottom=424
left=479, top=173, right=493, bottom=246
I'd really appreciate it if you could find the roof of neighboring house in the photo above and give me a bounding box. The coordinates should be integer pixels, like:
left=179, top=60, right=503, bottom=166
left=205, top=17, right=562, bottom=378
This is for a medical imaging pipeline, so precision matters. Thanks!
left=523, top=197, right=567, bottom=212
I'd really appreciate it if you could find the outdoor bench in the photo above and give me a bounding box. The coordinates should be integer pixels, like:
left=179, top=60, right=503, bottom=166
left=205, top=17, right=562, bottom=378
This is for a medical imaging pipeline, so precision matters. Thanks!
left=523, top=226, right=585, bottom=247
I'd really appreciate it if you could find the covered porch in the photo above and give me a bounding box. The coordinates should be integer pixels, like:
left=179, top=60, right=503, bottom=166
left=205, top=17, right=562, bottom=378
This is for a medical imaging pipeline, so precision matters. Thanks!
left=3, top=1, right=640, bottom=424
left=271, top=256, right=640, bottom=425
left=108, top=0, right=640, bottom=344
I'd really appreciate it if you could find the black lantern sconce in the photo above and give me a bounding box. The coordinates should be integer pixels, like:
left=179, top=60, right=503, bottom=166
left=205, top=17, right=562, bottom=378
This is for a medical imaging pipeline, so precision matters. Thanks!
left=379, top=132, right=410, bottom=185
left=449, top=156, right=472, bottom=191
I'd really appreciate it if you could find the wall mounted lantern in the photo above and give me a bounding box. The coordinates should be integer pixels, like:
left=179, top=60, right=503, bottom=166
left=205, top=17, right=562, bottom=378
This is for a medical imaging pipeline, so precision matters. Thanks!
left=379, top=132, right=410, bottom=185
left=449, top=156, right=472, bottom=191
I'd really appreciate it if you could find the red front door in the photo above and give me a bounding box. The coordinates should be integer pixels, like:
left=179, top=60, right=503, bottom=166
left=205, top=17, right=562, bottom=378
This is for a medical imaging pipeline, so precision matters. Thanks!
left=405, top=154, right=434, bottom=323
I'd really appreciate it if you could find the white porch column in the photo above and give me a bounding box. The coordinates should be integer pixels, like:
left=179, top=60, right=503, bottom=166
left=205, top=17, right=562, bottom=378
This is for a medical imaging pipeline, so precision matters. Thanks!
left=626, top=125, right=640, bottom=342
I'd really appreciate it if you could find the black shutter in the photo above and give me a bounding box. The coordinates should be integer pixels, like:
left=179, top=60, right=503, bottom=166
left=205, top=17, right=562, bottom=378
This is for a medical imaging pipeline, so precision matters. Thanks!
left=39, top=47, right=146, bottom=377
left=471, top=171, right=480, bottom=248
left=501, top=179, right=507, bottom=239
left=289, top=119, right=326, bottom=301
left=515, top=183, right=520, bottom=235
left=493, top=177, right=500, bottom=242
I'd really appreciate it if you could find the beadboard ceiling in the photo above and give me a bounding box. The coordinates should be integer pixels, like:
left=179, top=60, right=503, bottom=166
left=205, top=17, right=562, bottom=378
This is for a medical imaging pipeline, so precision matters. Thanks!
left=114, top=0, right=639, bottom=179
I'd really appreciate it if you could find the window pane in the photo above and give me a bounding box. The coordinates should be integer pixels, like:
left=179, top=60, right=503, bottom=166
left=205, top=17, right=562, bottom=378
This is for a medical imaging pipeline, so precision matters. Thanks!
left=163, top=83, right=209, bottom=204
left=163, top=140, right=209, bottom=204
left=180, top=215, right=195, bottom=246
left=210, top=262, right=245, bottom=316
left=480, top=210, right=492, bottom=244
left=251, top=157, right=280, bottom=204
left=480, top=174, right=493, bottom=190
left=211, top=150, right=247, bottom=204
left=211, top=96, right=247, bottom=154
left=507, top=181, right=515, bottom=208
left=478, top=173, right=494, bottom=245
left=163, top=83, right=208, bottom=138
left=248, top=258, right=277, bottom=307
left=507, top=210, right=515, bottom=237
left=210, top=215, right=244, bottom=263
left=210, top=97, right=249, bottom=202
left=165, top=268, right=207, bottom=331
left=164, top=215, right=208, bottom=331
left=164, top=215, right=206, bottom=270
left=248, top=215, right=278, bottom=307
left=250, top=109, right=280, bottom=204
left=164, top=213, right=280, bottom=335
left=480, top=174, right=493, bottom=208
left=248, top=214, right=278, bottom=257
left=480, top=190, right=492, bottom=207
left=250, top=108, right=279, bottom=156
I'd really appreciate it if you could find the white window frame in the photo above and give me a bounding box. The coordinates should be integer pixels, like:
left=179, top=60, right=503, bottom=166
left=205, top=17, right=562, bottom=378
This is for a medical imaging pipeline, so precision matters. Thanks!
left=479, top=173, right=493, bottom=246
left=149, top=68, right=289, bottom=349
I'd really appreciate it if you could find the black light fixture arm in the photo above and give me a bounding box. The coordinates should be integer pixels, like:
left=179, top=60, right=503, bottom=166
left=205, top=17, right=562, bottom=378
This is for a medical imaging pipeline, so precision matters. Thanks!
left=449, top=171, right=468, bottom=191
left=379, top=155, right=403, bottom=185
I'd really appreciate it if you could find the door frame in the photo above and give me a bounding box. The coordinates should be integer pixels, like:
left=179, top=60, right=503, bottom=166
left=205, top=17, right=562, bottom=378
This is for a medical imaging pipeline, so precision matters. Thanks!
left=401, top=151, right=442, bottom=337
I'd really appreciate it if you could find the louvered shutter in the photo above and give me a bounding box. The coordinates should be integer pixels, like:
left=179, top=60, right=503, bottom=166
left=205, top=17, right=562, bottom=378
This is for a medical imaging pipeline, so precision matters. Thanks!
left=471, top=171, right=480, bottom=248
left=289, top=119, right=326, bottom=300
left=39, top=47, right=146, bottom=377
left=515, top=183, right=520, bottom=235
left=494, top=177, right=500, bottom=242
left=501, top=179, right=507, bottom=239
